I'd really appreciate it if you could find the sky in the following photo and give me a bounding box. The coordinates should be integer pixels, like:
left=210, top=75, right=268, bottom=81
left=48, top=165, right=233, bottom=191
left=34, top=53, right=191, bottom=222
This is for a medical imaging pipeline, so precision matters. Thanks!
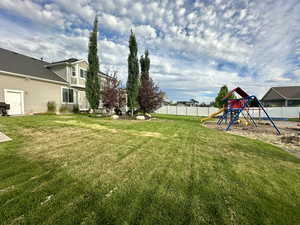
left=0, top=0, right=300, bottom=103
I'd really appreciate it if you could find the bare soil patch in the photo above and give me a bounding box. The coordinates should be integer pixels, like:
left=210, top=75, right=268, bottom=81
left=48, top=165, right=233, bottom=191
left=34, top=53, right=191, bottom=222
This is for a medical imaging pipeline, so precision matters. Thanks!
left=204, top=120, right=300, bottom=158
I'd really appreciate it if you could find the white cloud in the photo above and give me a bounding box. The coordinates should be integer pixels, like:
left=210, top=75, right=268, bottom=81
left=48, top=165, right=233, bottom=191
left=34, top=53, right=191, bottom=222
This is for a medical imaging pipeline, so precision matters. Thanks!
left=0, top=0, right=67, bottom=28
left=100, top=13, right=132, bottom=34
left=134, top=25, right=157, bottom=39
left=0, top=0, right=300, bottom=102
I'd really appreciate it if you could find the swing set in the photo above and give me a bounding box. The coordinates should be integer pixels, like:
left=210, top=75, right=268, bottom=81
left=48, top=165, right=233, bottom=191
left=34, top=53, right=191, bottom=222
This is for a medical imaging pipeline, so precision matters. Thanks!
left=216, top=87, right=281, bottom=135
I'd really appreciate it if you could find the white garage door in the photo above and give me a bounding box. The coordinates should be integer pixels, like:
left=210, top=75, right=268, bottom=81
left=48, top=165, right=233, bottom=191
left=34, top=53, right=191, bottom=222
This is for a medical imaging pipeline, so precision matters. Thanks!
left=5, top=89, right=24, bottom=115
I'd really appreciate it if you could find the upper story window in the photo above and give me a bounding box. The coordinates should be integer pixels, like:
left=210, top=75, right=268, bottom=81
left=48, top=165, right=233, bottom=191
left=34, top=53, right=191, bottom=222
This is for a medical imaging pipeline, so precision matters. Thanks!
left=80, top=69, right=87, bottom=79
left=71, top=66, right=76, bottom=76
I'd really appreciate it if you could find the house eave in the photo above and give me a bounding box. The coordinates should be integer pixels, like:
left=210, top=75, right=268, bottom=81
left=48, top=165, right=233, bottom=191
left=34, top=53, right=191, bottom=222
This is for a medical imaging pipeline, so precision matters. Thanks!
left=45, top=59, right=87, bottom=68
left=70, top=84, right=86, bottom=89
left=45, top=62, right=69, bottom=67
left=70, top=59, right=87, bottom=65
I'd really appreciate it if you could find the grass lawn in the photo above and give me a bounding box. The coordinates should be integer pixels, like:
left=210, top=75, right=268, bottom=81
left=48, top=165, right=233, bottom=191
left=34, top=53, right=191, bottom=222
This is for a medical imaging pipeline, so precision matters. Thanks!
left=0, top=114, right=300, bottom=225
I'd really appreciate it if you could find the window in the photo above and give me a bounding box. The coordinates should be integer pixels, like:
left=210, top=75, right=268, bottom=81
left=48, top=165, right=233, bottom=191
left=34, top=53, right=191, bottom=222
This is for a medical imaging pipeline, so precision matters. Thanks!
left=80, top=69, right=87, bottom=78
left=62, top=88, right=74, bottom=103
left=72, top=66, right=76, bottom=76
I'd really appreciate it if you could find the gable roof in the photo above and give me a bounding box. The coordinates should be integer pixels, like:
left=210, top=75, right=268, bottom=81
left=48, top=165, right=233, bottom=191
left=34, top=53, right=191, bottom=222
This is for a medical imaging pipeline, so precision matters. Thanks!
left=0, top=48, right=67, bottom=83
left=262, top=86, right=300, bottom=100
left=262, top=88, right=285, bottom=101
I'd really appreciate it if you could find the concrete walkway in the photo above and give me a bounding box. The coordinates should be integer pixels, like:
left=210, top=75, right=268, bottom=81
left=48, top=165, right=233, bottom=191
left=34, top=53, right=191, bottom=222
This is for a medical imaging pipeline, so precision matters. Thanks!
left=0, top=132, right=11, bottom=143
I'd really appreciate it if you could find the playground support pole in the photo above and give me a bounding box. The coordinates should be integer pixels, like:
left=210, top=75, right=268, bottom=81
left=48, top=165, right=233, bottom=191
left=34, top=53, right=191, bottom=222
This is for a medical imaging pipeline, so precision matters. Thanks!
left=245, top=109, right=257, bottom=127
left=255, top=97, right=281, bottom=135
left=226, top=109, right=243, bottom=131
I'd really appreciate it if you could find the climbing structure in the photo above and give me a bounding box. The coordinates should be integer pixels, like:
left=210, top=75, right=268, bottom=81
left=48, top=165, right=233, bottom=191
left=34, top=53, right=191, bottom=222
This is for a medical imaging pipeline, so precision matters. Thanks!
left=217, top=87, right=281, bottom=135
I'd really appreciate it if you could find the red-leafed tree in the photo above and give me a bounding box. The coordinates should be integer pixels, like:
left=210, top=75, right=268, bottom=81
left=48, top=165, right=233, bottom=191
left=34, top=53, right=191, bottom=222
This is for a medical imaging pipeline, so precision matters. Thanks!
left=138, top=78, right=163, bottom=114
left=102, top=73, right=124, bottom=114
left=138, top=50, right=163, bottom=114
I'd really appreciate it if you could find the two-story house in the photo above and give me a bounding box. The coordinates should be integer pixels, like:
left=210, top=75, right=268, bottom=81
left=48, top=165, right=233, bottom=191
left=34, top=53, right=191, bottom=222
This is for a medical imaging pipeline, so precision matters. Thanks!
left=0, top=47, right=110, bottom=115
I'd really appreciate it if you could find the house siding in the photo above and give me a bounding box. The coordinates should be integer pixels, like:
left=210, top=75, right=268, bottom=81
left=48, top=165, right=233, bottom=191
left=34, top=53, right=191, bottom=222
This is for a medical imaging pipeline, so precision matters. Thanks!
left=78, top=61, right=88, bottom=69
left=0, top=73, right=66, bottom=114
left=262, top=100, right=286, bottom=107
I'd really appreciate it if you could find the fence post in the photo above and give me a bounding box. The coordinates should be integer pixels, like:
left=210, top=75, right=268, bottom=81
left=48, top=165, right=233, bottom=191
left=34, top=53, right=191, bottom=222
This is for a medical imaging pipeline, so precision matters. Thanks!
left=176, top=105, right=178, bottom=115
left=197, top=106, right=199, bottom=116
left=167, top=105, right=169, bottom=114
left=186, top=106, right=188, bottom=116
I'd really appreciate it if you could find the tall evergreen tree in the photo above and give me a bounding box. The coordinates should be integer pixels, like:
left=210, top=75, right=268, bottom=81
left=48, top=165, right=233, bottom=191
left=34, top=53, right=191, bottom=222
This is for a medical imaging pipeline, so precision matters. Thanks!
left=126, top=30, right=140, bottom=115
left=138, top=50, right=163, bottom=114
left=140, top=50, right=150, bottom=80
left=86, top=17, right=100, bottom=111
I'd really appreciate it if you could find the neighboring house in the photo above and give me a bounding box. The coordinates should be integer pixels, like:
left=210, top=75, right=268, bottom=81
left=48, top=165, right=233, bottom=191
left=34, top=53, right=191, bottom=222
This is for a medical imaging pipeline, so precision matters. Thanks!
left=161, top=94, right=172, bottom=106
left=176, top=99, right=199, bottom=107
left=0, top=48, right=110, bottom=115
left=261, top=86, right=300, bottom=107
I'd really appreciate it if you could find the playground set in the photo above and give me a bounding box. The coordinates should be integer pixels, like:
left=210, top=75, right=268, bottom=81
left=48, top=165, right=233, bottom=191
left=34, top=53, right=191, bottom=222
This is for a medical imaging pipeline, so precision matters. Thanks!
left=202, top=87, right=281, bottom=135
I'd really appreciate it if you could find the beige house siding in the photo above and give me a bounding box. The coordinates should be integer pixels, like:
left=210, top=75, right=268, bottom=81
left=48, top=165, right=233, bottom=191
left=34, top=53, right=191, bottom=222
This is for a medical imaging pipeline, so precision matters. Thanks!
left=79, top=61, right=88, bottom=69
left=78, top=78, right=85, bottom=86
left=77, top=62, right=88, bottom=87
left=68, top=62, right=88, bottom=88
left=71, top=77, right=77, bottom=85
left=100, top=77, right=109, bottom=90
left=0, top=73, right=67, bottom=114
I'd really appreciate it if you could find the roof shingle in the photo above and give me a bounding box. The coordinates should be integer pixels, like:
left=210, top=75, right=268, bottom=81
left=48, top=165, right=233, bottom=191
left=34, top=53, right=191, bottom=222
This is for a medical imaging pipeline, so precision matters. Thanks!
left=0, top=48, right=67, bottom=83
left=272, top=86, right=300, bottom=99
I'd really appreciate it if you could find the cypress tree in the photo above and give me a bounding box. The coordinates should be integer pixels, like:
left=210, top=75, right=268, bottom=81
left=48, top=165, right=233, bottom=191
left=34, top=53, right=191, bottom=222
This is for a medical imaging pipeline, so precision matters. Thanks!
left=86, top=17, right=100, bottom=112
left=126, top=30, right=140, bottom=116
left=140, top=50, right=150, bottom=80
left=138, top=50, right=163, bottom=114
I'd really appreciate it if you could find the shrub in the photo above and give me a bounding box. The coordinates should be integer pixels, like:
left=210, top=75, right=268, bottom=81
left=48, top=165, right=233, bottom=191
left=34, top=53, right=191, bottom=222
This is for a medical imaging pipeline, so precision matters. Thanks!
left=59, top=105, right=69, bottom=113
left=73, top=104, right=80, bottom=113
left=47, top=101, right=56, bottom=113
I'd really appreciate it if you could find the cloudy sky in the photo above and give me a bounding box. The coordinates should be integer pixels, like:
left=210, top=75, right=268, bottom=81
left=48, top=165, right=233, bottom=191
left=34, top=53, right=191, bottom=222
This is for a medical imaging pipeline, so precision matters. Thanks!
left=0, top=0, right=300, bottom=102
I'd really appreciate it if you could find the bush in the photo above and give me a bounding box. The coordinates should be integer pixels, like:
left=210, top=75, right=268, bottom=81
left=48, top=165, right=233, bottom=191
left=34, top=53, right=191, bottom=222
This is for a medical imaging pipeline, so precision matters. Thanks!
left=47, top=101, right=56, bottom=113
left=73, top=104, right=80, bottom=113
left=59, top=105, right=69, bottom=113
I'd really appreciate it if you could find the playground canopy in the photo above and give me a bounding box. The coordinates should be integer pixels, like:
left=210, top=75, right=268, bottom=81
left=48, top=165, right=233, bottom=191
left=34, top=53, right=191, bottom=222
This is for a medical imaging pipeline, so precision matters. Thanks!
left=222, top=87, right=260, bottom=107
left=222, top=87, right=249, bottom=100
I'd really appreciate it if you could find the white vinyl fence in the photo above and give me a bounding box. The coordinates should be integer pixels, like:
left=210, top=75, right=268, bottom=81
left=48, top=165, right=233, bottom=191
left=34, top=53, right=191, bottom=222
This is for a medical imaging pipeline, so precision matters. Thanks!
left=155, top=106, right=300, bottom=119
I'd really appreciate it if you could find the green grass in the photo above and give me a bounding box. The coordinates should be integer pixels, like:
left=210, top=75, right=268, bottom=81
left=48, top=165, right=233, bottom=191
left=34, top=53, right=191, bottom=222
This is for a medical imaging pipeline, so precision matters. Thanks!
left=0, top=114, right=299, bottom=225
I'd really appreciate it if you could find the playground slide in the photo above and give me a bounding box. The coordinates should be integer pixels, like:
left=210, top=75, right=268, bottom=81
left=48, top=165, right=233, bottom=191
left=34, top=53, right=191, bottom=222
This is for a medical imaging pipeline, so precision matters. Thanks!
left=201, top=108, right=225, bottom=122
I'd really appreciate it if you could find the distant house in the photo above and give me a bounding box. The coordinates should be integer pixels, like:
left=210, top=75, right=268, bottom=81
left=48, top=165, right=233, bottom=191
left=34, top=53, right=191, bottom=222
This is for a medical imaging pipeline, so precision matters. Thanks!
left=261, top=86, right=300, bottom=107
left=176, top=99, right=199, bottom=107
left=0, top=48, right=112, bottom=115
